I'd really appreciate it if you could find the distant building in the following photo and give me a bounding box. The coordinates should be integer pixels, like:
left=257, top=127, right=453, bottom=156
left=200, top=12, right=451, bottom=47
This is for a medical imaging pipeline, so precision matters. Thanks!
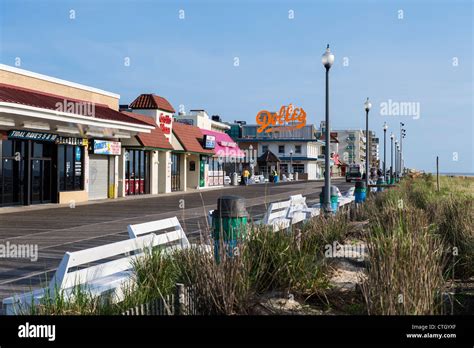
left=174, top=109, right=230, bottom=133
left=333, top=129, right=367, bottom=169
left=225, top=120, right=246, bottom=141
left=237, top=124, right=325, bottom=180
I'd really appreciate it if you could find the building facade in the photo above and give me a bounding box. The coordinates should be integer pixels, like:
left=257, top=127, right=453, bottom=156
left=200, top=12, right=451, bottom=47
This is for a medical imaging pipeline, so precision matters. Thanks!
left=0, top=64, right=154, bottom=207
left=333, top=129, right=367, bottom=169
left=237, top=124, right=324, bottom=180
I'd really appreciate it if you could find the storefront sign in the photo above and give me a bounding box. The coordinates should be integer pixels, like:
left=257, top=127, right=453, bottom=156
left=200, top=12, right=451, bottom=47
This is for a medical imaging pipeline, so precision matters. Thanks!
left=8, top=130, right=87, bottom=146
left=256, top=104, right=306, bottom=133
left=9, top=130, right=58, bottom=142
left=75, top=162, right=82, bottom=176
left=219, top=140, right=237, bottom=148
left=93, top=140, right=121, bottom=155
left=75, top=147, right=82, bottom=161
left=56, top=136, right=88, bottom=146
left=159, top=113, right=172, bottom=135
left=203, top=135, right=216, bottom=149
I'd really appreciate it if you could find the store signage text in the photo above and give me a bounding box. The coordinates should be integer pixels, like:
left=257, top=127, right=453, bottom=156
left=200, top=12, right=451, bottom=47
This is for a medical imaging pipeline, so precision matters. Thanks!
left=203, top=135, right=216, bottom=149
left=8, top=130, right=87, bottom=146
left=256, top=104, right=306, bottom=133
left=93, top=140, right=121, bottom=155
left=219, top=141, right=237, bottom=148
left=159, top=113, right=172, bottom=134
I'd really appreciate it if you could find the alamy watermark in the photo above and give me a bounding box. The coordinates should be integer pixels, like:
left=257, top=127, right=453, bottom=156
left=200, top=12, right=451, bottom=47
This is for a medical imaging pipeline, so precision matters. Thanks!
left=380, top=99, right=421, bottom=120
left=0, top=242, right=38, bottom=262
left=55, top=99, right=95, bottom=117
left=324, top=241, right=364, bottom=262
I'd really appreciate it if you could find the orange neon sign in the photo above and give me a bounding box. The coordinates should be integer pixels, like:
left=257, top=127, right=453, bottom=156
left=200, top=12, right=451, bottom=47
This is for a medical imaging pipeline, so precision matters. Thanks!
left=256, top=104, right=306, bottom=133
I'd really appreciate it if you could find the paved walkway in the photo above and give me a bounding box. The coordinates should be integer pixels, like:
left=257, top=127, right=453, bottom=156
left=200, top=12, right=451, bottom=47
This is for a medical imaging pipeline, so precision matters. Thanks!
left=0, top=179, right=351, bottom=302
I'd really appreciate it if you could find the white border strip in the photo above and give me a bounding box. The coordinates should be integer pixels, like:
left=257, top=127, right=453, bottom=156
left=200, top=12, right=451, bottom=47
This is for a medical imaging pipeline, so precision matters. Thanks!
left=0, top=64, right=120, bottom=99
left=0, top=102, right=154, bottom=132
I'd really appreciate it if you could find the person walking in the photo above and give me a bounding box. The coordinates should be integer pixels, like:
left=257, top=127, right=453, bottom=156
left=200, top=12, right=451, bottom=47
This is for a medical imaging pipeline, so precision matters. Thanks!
left=243, top=168, right=250, bottom=185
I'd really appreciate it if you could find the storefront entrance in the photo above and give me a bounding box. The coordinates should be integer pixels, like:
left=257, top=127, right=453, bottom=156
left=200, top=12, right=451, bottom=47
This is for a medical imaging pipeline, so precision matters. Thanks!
left=31, top=142, right=53, bottom=204
left=124, top=149, right=150, bottom=196
left=0, top=139, right=25, bottom=206
left=171, top=153, right=180, bottom=192
left=0, top=139, right=54, bottom=206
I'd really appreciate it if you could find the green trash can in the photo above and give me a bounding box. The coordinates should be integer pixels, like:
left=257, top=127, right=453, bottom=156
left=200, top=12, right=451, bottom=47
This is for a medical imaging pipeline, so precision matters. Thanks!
left=212, top=195, right=249, bottom=261
left=319, top=185, right=339, bottom=213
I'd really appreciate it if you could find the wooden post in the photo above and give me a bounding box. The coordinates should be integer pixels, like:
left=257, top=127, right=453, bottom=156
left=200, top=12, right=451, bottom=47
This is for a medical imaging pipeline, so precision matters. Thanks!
left=175, top=283, right=186, bottom=315
left=436, top=156, right=440, bottom=192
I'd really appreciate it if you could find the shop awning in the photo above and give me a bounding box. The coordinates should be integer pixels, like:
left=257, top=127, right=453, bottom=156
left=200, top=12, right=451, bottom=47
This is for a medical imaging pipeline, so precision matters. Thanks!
left=121, top=111, right=173, bottom=150
left=172, top=122, right=215, bottom=155
left=0, top=83, right=154, bottom=136
left=200, top=129, right=245, bottom=158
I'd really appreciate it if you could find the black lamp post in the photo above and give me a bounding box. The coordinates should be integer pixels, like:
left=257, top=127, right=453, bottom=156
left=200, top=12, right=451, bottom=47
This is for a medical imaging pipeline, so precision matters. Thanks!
left=400, top=123, right=406, bottom=175
left=290, top=149, right=293, bottom=176
left=364, top=98, right=372, bottom=188
left=390, top=133, right=394, bottom=183
left=394, top=139, right=399, bottom=179
left=322, top=44, right=334, bottom=213
left=383, top=122, right=388, bottom=181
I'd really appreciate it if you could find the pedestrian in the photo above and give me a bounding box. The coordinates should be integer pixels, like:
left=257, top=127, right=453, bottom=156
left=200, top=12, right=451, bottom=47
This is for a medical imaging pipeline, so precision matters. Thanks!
left=243, top=168, right=250, bottom=185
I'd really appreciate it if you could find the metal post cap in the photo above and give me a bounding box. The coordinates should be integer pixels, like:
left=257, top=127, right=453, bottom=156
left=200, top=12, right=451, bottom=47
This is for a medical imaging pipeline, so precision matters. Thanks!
left=213, top=195, right=249, bottom=218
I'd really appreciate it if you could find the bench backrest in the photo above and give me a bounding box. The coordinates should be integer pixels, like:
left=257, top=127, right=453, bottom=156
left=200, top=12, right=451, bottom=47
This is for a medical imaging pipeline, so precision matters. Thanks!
left=49, top=234, right=158, bottom=291
left=127, top=217, right=191, bottom=249
left=263, top=200, right=291, bottom=225
left=289, top=194, right=308, bottom=210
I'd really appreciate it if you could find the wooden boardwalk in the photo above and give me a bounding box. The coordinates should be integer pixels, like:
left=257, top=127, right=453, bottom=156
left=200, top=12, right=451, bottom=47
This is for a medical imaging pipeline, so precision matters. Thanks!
left=0, top=179, right=351, bottom=304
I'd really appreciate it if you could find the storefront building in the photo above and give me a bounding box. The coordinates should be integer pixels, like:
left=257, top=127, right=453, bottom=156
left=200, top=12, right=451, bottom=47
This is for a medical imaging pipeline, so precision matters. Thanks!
left=200, top=129, right=245, bottom=186
left=0, top=65, right=154, bottom=207
left=119, top=110, right=174, bottom=196
left=172, top=122, right=215, bottom=191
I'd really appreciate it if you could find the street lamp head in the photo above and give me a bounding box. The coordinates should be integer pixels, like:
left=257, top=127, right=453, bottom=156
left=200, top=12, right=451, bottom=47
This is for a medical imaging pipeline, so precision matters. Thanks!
left=364, top=97, right=372, bottom=112
left=383, top=122, right=388, bottom=131
left=390, top=133, right=394, bottom=139
left=321, top=44, right=335, bottom=69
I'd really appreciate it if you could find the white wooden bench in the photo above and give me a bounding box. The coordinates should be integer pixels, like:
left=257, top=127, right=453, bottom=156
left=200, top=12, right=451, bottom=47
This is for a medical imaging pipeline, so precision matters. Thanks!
left=254, top=195, right=318, bottom=231
left=3, top=234, right=159, bottom=315
left=128, top=217, right=211, bottom=254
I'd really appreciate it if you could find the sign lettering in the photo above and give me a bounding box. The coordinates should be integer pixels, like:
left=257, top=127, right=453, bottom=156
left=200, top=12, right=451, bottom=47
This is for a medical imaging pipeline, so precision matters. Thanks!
left=256, top=104, right=306, bottom=133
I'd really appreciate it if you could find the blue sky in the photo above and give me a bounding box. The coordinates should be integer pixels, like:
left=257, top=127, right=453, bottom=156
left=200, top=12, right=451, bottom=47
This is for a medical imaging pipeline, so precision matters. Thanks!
left=0, top=0, right=472, bottom=173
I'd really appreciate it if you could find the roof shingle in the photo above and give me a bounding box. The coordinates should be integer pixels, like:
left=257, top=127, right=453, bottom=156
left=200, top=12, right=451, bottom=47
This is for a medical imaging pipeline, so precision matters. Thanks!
left=121, top=111, right=173, bottom=150
left=172, top=122, right=214, bottom=155
left=0, top=83, right=150, bottom=126
left=129, top=94, right=175, bottom=113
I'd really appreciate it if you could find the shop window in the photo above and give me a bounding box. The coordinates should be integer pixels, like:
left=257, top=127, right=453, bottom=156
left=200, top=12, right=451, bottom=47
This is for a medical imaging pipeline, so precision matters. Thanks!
left=190, top=161, right=196, bottom=171
left=207, top=157, right=224, bottom=186
left=58, top=145, right=83, bottom=191
left=292, top=164, right=305, bottom=173
left=2, top=140, right=12, bottom=157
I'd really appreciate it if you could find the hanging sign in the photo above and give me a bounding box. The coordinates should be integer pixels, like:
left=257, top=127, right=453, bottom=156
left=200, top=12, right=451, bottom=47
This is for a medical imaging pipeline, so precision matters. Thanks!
left=93, top=140, right=121, bottom=155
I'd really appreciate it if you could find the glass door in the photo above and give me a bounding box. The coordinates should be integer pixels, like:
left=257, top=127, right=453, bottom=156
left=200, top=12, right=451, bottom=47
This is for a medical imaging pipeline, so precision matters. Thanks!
left=30, top=142, right=52, bottom=204
left=0, top=139, right=25, bottom=207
